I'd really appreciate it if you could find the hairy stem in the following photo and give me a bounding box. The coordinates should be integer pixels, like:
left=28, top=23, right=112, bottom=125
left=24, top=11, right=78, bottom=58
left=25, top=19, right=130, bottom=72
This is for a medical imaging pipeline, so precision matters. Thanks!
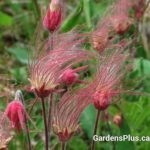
left=47, top=94, right=53, bottom=147
left=91, top=110, right=100, bottom=150
left=61, top=142, right=66, bottom=150
left=41, top=98, right=49, bottom=150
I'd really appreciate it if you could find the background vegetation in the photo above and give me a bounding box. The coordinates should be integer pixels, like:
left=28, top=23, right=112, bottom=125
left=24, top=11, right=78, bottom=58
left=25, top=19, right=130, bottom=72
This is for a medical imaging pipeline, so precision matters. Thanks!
left=0, top=0, right=150, bottom=149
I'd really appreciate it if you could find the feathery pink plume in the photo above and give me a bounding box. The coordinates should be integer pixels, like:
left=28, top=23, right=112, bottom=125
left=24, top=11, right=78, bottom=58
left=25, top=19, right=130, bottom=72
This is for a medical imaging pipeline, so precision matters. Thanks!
left=80, top=46, right=128, bottom=110
left=29, top=33, right=94, bottom=98
left=92, top=18, right=111, bottom=52
left=110, top=0, right=133, bottom=34
left=52, top=92, right=90, bottom=142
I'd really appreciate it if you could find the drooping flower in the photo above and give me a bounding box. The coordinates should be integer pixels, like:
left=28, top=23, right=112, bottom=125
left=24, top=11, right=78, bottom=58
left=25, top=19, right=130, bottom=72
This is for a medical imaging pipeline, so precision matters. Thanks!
left=0, top=112, right=13, bottom=149
left=92, top=18, right=111, bottom=53
left=110, top=15, right=132, bottom=35
left=110, top=0, right=133, bottom=34
left=43, top=0, right=62, bottom=32
left=52, top=92, right=90, bottom=142
left=29, top=33, right=93, bottom=98
left=4, top=90, right=26, bottom=131
left=81, top=46, right=128, bottom=111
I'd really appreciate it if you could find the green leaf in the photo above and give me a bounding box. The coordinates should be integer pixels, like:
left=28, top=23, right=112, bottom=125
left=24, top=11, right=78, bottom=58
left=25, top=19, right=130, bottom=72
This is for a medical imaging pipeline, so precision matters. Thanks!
left=10, top=67, right=28, bottom=83
left=68, top=137, right=88, bottom=150
left=61, top=0, right=83, bottom=32
left=116, top=117, right=135, bottom=150
left=80, top=104, right=96, bottom=139
left=83, top=0, right=92, bottom=29
left=0, top=11, right=13, bottom=26
left=134, top=58, right=150, bottom=76
left=7, top=43, right=29, bottom=64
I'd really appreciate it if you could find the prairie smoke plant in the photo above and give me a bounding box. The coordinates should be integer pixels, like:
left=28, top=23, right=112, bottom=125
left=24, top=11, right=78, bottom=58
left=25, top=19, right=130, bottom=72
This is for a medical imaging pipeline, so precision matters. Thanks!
left=110, top=15, right=132, bottom=35
left=110, top=0, right=133, bottom=34
left=29, top=34, right=92, bottom=98
left=81, top=47, right=128, bottom=149
left=59, top=68, right=79, bottom=85
left=0, top=112, right=12, bottom=150
left=59, top=66, right=88, bottom=86
left=29, top=33, right=93, bottom=150
left=52, top=92, right=90, bottom=148
left=4, top=90, right=31, bottom=150
left=5, top=91, right=26, bottom=131
left=43, top=0, right=62, bottom=32
left=92, top=19, right=111, bottom=53
left=92, top=48, right=127, bottom=110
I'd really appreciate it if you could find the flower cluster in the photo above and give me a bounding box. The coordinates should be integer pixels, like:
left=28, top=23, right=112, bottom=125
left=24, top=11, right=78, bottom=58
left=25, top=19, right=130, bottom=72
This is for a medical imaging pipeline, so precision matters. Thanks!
left=29, top=34, right=93, bottom=98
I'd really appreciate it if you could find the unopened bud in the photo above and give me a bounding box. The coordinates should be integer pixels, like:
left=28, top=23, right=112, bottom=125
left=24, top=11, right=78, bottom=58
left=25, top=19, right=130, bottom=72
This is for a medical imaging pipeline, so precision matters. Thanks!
left=60, top=68, right=79, bottom=85
left=113, top=114, right=122, bottom=127
left=43, top=0, right=62, bottom=32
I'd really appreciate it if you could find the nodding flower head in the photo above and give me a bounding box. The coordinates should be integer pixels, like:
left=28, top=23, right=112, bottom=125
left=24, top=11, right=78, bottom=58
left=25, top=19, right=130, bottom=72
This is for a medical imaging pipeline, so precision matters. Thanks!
left=93, top=90, right=116, bottom=110
left=0, top=112, right=13, bottom=149
left=52, top=92, right=89, bottom=142
left=92, top=28, right=109, bottom=52
left=29, top=34, right=93, bottom=98
left=5, top=90, right=26, bottom=131
left=110, top=0, right=133, bottom=34
left=82, top=46, right=128, bottom=111
left=43, top=0, right=62, bottom=32
left=92, top=19, right=110, bottom=52
left=110, top=15, right=132, bottom=35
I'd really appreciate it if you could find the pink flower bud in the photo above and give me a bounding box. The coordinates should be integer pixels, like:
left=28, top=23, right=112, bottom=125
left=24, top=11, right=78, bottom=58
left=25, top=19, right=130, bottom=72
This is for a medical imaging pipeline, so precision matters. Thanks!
left=5, top=91, right=26, bottom=131
left=93, top=91, right=111, bottom=110
left=92, top=30, right=109, bottom=52
left=110, top=15, right=132, bottom=34
left=113, top=114, right=122, bottom=126
left=43, top=0, right=62, bottom=32
left=60, top=68, right=79, bottom=85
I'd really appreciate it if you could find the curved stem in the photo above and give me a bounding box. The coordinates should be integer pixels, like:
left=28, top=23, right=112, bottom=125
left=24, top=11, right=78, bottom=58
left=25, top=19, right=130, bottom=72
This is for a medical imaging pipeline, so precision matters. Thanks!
left=41, top=98, right=49, bottom=150
left=61, top=142, right=66, bottom=150
left=91, top=110, right=100, bottom=150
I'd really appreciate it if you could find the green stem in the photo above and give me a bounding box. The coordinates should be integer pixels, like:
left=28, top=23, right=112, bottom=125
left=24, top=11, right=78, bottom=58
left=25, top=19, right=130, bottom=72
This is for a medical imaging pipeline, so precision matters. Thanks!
left=32, top=0, right=40, bottom=18
left=91, top=110, right=100, bottom=150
